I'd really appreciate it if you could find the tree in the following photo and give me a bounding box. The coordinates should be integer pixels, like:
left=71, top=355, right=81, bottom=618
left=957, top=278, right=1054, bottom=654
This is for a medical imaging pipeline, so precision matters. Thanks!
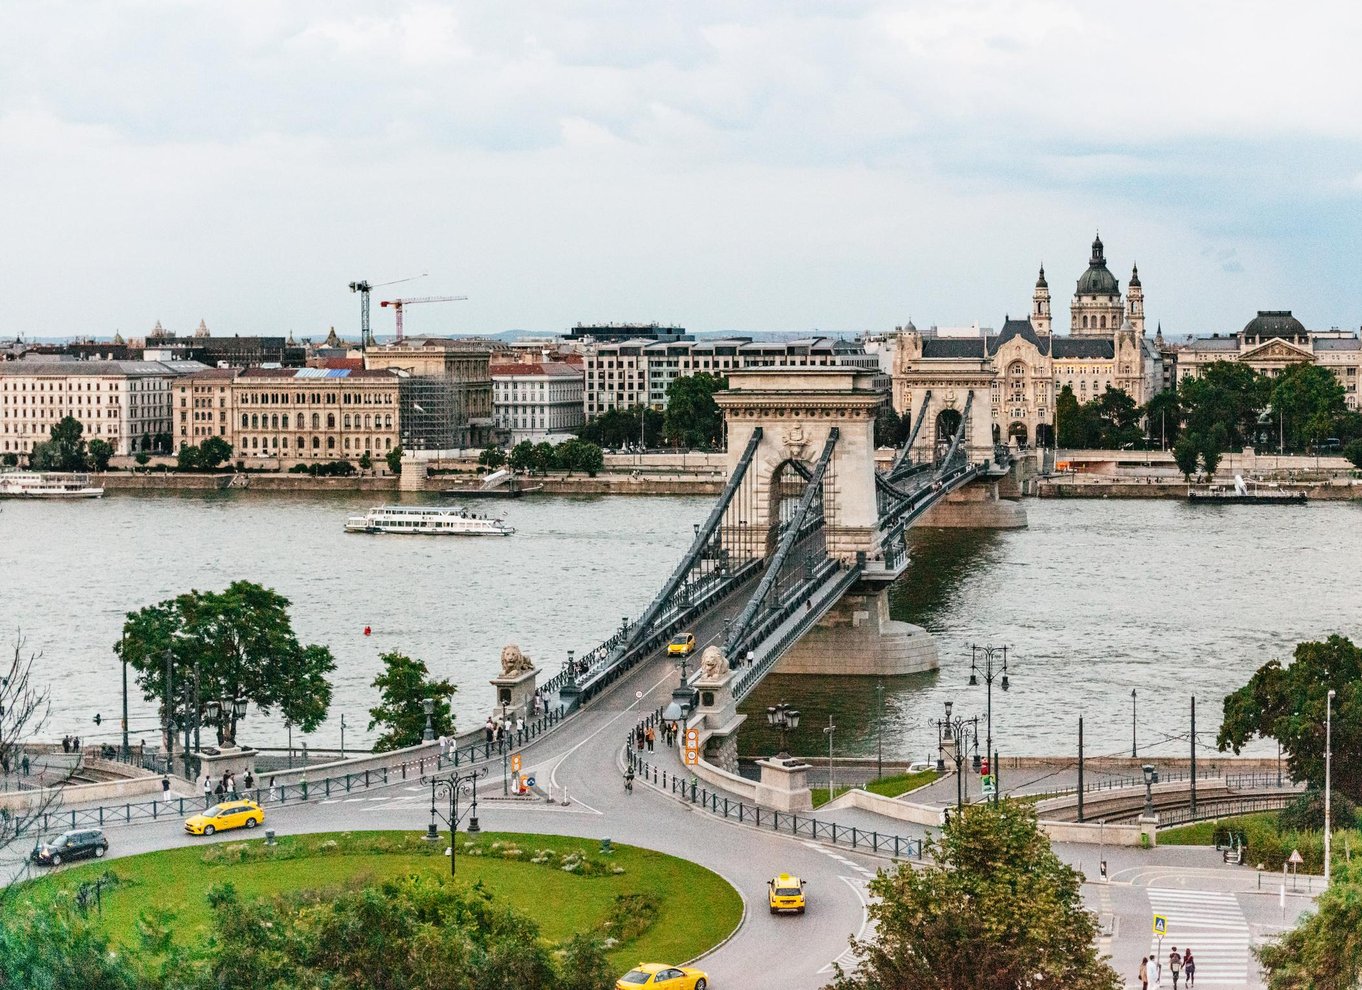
left=663, top=374, right=726, bottom=448
left=1, top=453, right=16, bottom=467
left=508, top=440, right=536, bottom=473
left=116, top=581, right=336, bottom=749
left=1218, top=635, right=1362, bottom=804
left=200, top=436, right=233, bottom=469
left=532, top=441, right=557, bottom=476
left=1173, top=434, right=1200, bottom=480
left=1200, top=425, right=1226, bottom=480
left=874, top=404, right=904, bottom=448
left=153, top=432, right=173, bottom=454
left=827, top=800, right=1119, bottom=990
left=1257, top=860, right=1362, bottom=990
left=1094, top=386, right=1143, bottom=448
left=357, top=451, right=373, bottom=473
left=367, top=650, right=457, bottom=752
left=49, top=416, right=89, bottom=469
left=556, top=438, right=604, bottom=477
left=579, top=405, right=662, bottom=449
left=176, top=443, right=204, bottom=471
left=1271, top=363, right=1349, bottom=452
left=1345, top=438, right=1362, bottom=469
left=86, top=439, right=114, bottom=471
left=1179, top=361, right=1271, bottom=448
left=1142, top=386, right=1183, bottom=447
left=1055, top=385, right=1102, bottom=448
left=386, top=444, right=404, bottom=475
left=478, top=445, right=507, bottom=470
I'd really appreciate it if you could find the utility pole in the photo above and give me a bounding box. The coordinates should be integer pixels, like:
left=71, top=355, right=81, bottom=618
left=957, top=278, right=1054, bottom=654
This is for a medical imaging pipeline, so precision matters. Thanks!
left=120, top=632, right=129, bottom=761
left=875, top=680, right=884, bottom=781
left=823, top=716, right=837, bottom=798
left=1190, top=696, right=1197, bottom=817
left=163, top=649, right=174, bottom=775
left=1131, top=688, right=1138, bottom=758
left=1077, top=716, right=1085, bottom=823
left=1326, top=689, right=1335, bottom=885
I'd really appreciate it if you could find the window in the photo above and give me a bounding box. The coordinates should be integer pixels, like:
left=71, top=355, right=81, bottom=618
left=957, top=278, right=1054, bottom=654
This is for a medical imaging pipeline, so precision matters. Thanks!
left=312, top=436, right=320, bottom=449
left=327, top=436, right=336, bottom=450
left=312, top=413, right=320, bottom=429
left=327, top=413, right=335, bottom=429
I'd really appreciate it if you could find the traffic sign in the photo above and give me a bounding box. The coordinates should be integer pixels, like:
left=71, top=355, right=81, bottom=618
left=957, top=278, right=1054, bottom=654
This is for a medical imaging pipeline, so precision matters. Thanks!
left=684, top=748, right=699, bottom=766
left=511, top=754, right=522, bottom=773
left=525, top=776, right=535, bottom=788
left=1288, top=849, right=1304, bottom=865
left=981, top=775, right=995, bottom=797
left=1152, top=914, right=1168, bottom=937
left=685, top=728, right=699, bottom=746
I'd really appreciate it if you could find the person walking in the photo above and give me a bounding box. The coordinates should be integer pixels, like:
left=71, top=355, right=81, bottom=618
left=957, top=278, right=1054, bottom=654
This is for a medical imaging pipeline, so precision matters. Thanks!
left=746, top=649, right=754, bottom=668
left=162, top=773, right=172, bottom=806
left=202, top=773, right=213, bottom=808
left=438, top=734, right=449, bottom=759
left=244, top=769, right=255, bottom=794
left=1138, top=955, right=1149, bottom=990
left=1168, top=947, right=1182, bottom=990
left=645, top=726, right=656, bottom=752
left=1182, top=949, right=1195, bottom=988
left=267, top=776, right=277, bottom=803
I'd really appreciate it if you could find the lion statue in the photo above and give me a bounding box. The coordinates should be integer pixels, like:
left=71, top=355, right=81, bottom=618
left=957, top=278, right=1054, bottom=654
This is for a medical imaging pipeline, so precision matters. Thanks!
left=697, top=645, right=729, bottom=680
left=499, top=643, right=536, bottom=677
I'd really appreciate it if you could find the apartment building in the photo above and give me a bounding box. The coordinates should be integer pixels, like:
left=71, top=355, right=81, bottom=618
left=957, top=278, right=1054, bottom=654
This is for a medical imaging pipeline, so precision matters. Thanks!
left=491, top=359, right=585, bottom=441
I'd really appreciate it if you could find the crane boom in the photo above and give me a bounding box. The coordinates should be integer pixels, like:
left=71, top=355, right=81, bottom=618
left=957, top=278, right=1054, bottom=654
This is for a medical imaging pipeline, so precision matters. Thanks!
left=378, top=294, right=469, bottom=341
left=349, top=273, right=427, bottom=349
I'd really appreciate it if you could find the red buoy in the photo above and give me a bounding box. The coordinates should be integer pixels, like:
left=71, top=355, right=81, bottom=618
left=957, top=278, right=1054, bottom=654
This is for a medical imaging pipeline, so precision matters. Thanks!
left=363, top=626, right=372, bottom=636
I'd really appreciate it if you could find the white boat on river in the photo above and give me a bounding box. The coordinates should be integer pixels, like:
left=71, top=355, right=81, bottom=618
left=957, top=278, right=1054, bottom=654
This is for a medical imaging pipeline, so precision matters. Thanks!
left=344, top=504, right=515, bottom=536
left=0, top=471, right=104, bottom=499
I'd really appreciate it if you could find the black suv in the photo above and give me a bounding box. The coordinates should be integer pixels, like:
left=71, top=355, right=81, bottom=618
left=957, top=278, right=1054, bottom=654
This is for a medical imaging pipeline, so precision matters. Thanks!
left=31, top=829, right=109, bottom=866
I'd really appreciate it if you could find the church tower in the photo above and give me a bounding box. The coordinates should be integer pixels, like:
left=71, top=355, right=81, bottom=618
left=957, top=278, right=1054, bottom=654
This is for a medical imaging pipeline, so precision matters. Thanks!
left=1031, top=266, right=1052, bottom=335
left=1127, top=263, right=1145, bottom=335
left=1070, top=233, right=1125, bottom=337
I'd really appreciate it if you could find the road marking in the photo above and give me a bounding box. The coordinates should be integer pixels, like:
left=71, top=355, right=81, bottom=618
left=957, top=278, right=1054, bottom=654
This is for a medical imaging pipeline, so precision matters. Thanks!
left=817, top=876, right=871, bottom=976
left=1145, top=887, right=1251, bottom=987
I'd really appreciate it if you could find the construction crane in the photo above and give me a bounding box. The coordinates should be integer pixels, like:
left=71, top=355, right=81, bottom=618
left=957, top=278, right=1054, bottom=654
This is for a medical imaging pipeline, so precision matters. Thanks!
left=380, top=295, right=469, bottom=341
left=349, top=273, right=426, bottom=348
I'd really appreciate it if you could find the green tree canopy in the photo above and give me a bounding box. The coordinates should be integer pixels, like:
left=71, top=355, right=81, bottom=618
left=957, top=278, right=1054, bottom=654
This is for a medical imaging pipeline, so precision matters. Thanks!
left=87, top=439, right=114, bottom=471
left=578, top=405, right=662, bottom=449
left=1270, top=363, right=1350, bottom=451
left=177, top=444, right=204, bottom=471
left=555, top=438, right=604, bottom=477
left=367, top=650, right=456, bottom=752
left=1173, top=435, right=1200, bottom=480
left=663, top=373, right=726, bottom=448
left=386, top=444, right=404, bottom=474
left=1257, top=860, right=1362, bottom=990
left=1179, top=360, right=1271, bottom=448
left=1218, top=635, right=1362, bottom=804
left=478, top=445, right=507, bottom=469
left=508, top=440, right=536, bottom=473
left=117, top=581, right=336, bottom=747
left=1056, top=385, right=1139, bottom=448
left=29, top=416, right=90, bottom=470
left=828, top=800, right=1119, bottom=990
left=531, top=441, right=557, bottom=475
left=874, top=404, right=905, bottom=448
left=1142, top=386, right=1183, bottom=447
left=200, top=436, right=233, bottom=469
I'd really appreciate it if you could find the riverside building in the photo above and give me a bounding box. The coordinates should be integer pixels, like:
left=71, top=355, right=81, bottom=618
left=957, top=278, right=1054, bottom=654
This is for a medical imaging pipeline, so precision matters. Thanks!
left=0, top=359, right=198, bottom=457
left=228, top=367, right=401, bottom=462
left=364, top=338, right=496, bottom=449
left=491, top=357, right=585, bottom=442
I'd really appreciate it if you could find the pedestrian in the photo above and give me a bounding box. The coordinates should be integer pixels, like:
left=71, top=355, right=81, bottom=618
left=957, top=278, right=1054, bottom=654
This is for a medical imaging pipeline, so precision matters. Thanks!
left=202, top=773, right=213, bottom=808
left=62, top=735, right=70, bottom=753
left=20, top=754, right=30, bottom=776
left=226, top=771, right=237, bottom=798
left=161, top=773, right=171, bottom=805
left=244, top=769, right=255, bottom=793
left=438, top=734, right=449, bottom=758
left=1182, top=949, right=1195, bottom=988
left=670, top=720, right=679, bottom=746
left=645, top=726, right=656, bottom=752
left=484, top=717, right=495, bottom=744
left=1138, top=955, right=1149, bottom=990
left=746, top=649, right=754, bottom=667
left=635, top=726, right=645, bottom=750
left=268, top=776, right=277, bottom=803
left=214, top=776, right=225, bottom=799
left=1168, top=946, right=1182, bottom=990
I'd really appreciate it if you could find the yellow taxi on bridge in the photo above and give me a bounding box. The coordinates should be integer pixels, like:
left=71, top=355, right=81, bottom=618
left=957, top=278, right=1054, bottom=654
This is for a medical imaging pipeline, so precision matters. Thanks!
left=768, top=872, right=807, bottom=914
left=667, top=633, right=696, bottom=656
left=184, top=799, right=265, bottom=836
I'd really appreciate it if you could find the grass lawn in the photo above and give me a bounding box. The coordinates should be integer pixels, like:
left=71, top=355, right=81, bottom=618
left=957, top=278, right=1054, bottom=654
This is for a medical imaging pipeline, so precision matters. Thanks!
left=32, top=831, right=741, bottom=970
left=1159, top=813, right=1279, bottom=846
left=812, top=769, right=939, bottom=808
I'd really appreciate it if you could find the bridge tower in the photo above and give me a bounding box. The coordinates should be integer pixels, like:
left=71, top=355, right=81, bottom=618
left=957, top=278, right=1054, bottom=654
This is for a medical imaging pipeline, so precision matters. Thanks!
left=714, top=368, right=939, bottom=677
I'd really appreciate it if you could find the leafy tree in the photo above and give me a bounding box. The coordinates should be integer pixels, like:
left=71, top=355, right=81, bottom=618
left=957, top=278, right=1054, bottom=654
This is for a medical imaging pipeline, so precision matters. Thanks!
left=874, top=404, right=904, bottom=448
left=1173, top=434, right=1200, bottom=480
left=1094, top=386, right=1143, bottom=448
left=386, top=444, right=403, bottom=475
left=153, top=432, right=173, bottom=454
left=1218, top=635, right=1362, bottom=804
left=31, top=416, right=89, bottom=470
left=1, top=453, right=16, bottom=467
left=508, top=440, right=536, bottom=473
left=86, top=439, right=114, bottom=471
left=1345, top=438, right=1362, bottom=470
left=200, top=436, right=233, bottom=469
left=556, top=438, right=604, bottom=477
left=1055, top=385, right=1101, bottom=448
left=1271, top=363, right=1348, bottom=452
left=140, top=431, right=152, bottom=453
left=1257, top=860, right=1362, bottom=990
left=0, top=900, right=142, bottom=989
left=1142, top=385, right=1183, bottom=447
left=1179, top=360, right=1271, bottom=448
left=532, top=441, right=558, bottom=475
left=579, top=405, right=662, bottom=449
left=663, top=373, right=726, bottom=448
left=357, top=451, right=373, bottom=472
left=134, top=451, right=150, bottom=468
left=368, top=651, right=456, bottom=751
left=478, top=444, right=507, bottom=470
left=1200, top=424, right=1227, bottom=480
left=176, top=443, right=204, bottom=471
left=117, top=581, right=336, bottom=748
left=827, top=800, right=1119, bottom=990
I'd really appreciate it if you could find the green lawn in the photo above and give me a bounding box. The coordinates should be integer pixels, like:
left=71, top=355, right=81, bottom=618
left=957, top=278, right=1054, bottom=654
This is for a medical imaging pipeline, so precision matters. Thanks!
left=812, top=770, right=940, bottom=808
left=32, top=831, right=741, bottom=970
left=1159, top=813, right=1279, bottom=846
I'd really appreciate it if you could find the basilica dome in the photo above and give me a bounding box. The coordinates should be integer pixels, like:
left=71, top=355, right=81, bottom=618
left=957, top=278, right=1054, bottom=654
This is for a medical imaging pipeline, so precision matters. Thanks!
left=1242, top=310, right=1307, bottom=342
left=1075, top=234, right=1120, bottom=296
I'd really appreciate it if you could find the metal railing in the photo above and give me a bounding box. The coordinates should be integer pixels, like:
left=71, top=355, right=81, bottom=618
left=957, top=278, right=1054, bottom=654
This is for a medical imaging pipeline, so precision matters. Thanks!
left=1158, top=794, right=1297, bottom=829
left=1027, top=767, right=1298, bottom=802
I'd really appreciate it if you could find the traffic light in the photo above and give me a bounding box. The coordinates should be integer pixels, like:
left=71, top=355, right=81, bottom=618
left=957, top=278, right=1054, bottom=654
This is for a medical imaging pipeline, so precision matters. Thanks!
left=93, top=713, right=102, bottom=726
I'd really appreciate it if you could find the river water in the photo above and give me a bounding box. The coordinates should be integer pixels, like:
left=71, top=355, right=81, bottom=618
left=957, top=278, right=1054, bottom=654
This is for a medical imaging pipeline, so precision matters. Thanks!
left=3, top=492, right=1357, bottom=761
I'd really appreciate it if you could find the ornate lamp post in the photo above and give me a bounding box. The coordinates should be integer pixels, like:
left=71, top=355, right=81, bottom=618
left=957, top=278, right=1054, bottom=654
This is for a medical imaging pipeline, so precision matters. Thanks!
left=422, top=697, right=436, bottom=742
left=931, top=701, right=980, bottom=810
left=1142, top=763, right=1159, bottom=818
left=1325, top=688, right=1336, bottom=886
left=968, top=644, right=1011, bottom=803
left=766, top=702, right=800, bottom=758
left=425, top=767, right=488, bottom=875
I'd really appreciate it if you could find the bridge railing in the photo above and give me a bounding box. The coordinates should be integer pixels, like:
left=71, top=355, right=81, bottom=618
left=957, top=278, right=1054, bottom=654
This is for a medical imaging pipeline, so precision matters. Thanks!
left=1158, top=793, right=1298, bottom=829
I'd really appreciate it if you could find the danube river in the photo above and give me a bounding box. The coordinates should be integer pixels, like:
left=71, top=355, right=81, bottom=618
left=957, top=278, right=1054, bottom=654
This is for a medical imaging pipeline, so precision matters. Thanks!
left=3, top=492, right=1357, bottom=761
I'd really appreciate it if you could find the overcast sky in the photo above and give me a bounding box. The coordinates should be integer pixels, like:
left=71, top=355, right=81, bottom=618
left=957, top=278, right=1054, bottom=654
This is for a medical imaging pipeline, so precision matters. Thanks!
left=3, top=1, right=1361, bottom=340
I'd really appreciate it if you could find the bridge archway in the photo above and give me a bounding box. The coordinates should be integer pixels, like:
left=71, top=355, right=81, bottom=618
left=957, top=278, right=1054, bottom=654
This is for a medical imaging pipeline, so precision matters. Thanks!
left=1008, top=421, right=1028, bottom=448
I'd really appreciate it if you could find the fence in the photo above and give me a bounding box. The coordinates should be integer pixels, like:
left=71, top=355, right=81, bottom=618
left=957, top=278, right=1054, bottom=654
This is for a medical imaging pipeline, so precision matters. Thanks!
left=1158, top=794, right=1298, bottom=829
left=1031, top=768, right=1299, bottom=803
left=626, top=714, right=924, bottom=861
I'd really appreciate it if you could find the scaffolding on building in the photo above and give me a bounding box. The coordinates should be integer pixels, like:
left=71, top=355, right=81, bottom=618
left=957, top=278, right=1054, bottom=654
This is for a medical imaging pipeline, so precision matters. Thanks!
left=397, top=374, right=469, bottom=452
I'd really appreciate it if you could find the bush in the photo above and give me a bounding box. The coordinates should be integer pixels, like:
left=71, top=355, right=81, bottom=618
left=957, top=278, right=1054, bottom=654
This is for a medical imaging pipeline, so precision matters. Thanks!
left=1346, top=438, right=1362, bottom=470
left=1279, top=789, right=1361, bottom=833
left=288, top=463, right=311, bottom=474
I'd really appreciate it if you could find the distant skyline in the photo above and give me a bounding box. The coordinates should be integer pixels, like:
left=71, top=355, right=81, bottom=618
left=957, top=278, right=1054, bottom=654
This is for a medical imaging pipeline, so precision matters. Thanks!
left=4, top=2, right=1361, bottom=339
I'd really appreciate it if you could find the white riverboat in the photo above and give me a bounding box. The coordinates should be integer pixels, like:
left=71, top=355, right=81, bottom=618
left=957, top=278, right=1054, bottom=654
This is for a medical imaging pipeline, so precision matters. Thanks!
left=0, top=472, right=104, bottom=499
left=344, top=504, right=515, bottom=536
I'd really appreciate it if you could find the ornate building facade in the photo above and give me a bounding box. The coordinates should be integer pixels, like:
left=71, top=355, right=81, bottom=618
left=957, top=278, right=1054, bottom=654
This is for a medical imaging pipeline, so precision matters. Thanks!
left=893, top=234, right=1162, bottom=451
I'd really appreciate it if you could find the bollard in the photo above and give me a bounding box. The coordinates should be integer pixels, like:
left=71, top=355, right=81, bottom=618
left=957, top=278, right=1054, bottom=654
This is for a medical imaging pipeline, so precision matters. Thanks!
left=265, top=828, right=276, bottom=846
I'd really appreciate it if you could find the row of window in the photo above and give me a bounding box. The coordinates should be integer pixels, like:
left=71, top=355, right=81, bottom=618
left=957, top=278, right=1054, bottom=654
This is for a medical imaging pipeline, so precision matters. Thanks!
left=237, top=390, right=395, bottom=406
left=240, top=435, right=393, bottom=452
left=236, top=412, right=394, bottom=430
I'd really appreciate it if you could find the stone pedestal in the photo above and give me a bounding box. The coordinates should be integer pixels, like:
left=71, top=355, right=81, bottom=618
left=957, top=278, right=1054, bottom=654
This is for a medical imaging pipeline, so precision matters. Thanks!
left=919, top=480, right=1027, bottom=529
left=195, top=745, right=260, bottom=792
left=1138, top=814, right=1159, bottom=848
left=398, top=455, right=428, bottom=492
left=774, top=585, right=939, bottom=676
left=755, top=755, right=814, bottom=812
left=490, top=666, right=538, bottom=722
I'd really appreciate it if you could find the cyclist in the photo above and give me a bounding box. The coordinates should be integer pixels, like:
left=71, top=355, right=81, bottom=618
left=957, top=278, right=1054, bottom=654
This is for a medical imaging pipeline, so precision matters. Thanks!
left=624, top=767, right=635, bottom=794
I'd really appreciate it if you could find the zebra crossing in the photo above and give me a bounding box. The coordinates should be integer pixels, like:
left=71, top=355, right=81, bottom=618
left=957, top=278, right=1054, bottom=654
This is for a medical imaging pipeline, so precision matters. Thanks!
left=1145, top=887, right=1251, bottom=987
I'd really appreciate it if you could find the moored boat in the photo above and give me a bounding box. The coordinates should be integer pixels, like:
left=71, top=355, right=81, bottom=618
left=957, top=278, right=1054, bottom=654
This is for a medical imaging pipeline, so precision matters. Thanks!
left=1187, top=475, right=1307, bottom=505
left=344, top=504, right=515, bottom=536
left=0, top=472, right=104, bottom=499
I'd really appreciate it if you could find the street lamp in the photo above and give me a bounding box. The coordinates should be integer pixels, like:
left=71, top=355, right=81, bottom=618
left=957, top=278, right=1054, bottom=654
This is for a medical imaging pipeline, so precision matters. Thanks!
left=931, top=703, right=980, bottom=810
left=501, top=702, right=510, bottom=796
left=823, top=716, right=837, bottom=797
left=766, top=702, right=800, bottom=758
left=425, top=767, right=488, bottom=875
left=1325, top=688, right=1336, bottom=886
left=1142, top=763, right=1159, bottom=818
left=422, top=697, right=435, bottom=742
left=968, top=644, right=1011, bottom=802
left=874, top=681, right=884, bottom=782
left=1131, top=688, right=1138, bottom=758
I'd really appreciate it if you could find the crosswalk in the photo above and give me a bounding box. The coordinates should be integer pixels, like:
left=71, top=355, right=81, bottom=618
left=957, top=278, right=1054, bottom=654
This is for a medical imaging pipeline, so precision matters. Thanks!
left=1145, top=887, right=1251, bottom=987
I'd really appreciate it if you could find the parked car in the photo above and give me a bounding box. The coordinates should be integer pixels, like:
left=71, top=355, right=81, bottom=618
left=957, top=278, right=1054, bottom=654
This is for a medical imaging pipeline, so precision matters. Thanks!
left=31, top=829, right=109, bottom=866
left=184, top=799, right=265, bottom=836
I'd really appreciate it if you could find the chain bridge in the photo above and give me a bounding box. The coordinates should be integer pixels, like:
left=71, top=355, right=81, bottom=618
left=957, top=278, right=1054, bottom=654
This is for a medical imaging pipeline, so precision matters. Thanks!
left=535, top=368, right=1026, bottom=733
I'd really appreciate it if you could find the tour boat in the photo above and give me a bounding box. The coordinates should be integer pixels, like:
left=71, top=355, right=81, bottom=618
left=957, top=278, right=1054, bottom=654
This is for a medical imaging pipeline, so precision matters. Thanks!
left=344, top=504, right=516, bottom=536
left=1187, top=475, right=1307, bottom=505
left=0, top=472, right=104, bottom=499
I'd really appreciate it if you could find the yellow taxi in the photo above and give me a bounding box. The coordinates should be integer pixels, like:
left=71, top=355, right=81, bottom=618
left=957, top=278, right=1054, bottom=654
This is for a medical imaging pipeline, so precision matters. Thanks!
left=768, top=872, right=807, bottom=914
left=616, top=963, right=708, bottom=989
left=184, top=799, right=265, bottom=836
left=667, top=633, right=696, bottom=656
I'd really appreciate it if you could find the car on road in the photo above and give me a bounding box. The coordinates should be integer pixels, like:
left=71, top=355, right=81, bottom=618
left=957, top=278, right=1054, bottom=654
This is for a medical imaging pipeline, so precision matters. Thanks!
left=666, top=633, right=696, bottom=656
left=616, top=963, right=708, bottom=989
left=768, top=872, right=807, bottom=914
left=906, top=760, right=933, bottom=774
left=184, top=799, right=265, bottom=836
left=31, top=829, right=109, bottom=866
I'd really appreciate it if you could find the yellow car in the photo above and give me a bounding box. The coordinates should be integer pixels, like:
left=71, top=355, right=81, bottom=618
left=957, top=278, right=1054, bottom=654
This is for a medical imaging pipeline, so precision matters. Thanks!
left=667, top=633, right=696, bottom=656
left=184, top=799, right=265, bottom=836
left=616, top=963, right=709, bottom=989
left=769, top=872, right=807, bottom=914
